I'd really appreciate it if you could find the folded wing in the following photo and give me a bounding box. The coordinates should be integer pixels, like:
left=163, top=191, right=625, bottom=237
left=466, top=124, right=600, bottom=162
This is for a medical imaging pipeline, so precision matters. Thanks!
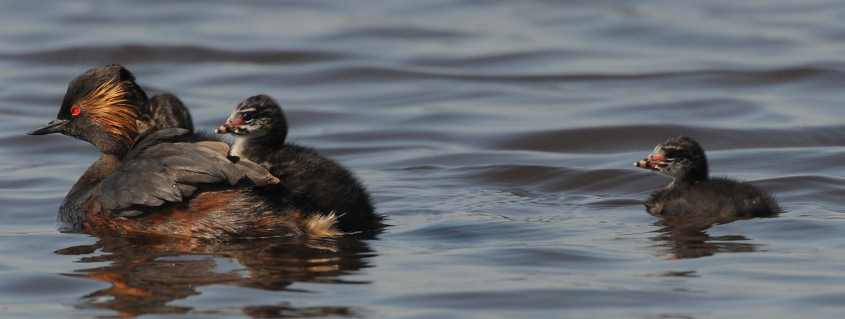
left=97, top=129, right=278, bottom=214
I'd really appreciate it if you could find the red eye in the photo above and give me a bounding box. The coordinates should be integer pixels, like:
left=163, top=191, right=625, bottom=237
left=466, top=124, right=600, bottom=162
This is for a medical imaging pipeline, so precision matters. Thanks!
left=70, top=105, right=81, bottom=117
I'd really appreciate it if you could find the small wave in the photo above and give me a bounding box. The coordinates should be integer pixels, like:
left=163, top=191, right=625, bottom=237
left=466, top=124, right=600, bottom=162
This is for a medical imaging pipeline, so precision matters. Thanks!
left=315, top=25, right=471, bottom=41
left=384, top=288, right=733, bottom=310
left=490, top=124, right=845, bottom=153
left=406, top=48, right=624, bottom=68
left=275, top=63, right=845, bottom=88
left=448, top=165, right=652, bottom=193
left=0, top=44, right=355, bottom=65
left=461, top=246, right=627, bottom=267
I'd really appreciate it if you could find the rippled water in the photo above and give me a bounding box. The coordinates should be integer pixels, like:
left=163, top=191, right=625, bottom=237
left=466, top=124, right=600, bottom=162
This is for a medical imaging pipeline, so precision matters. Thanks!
left=3, top=1, right=845, bottom=318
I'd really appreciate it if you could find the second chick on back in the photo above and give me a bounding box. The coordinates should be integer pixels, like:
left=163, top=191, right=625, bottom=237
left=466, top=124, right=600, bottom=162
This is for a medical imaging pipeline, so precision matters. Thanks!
left=216, top=95, right=381, bottom=232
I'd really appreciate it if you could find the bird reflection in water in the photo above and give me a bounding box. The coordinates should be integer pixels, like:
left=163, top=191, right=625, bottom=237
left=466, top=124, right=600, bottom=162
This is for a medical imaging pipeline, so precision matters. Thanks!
left=55, top=235, right=377, bottom=318
left=646, top=201, right=780, bottom=260
left=650, top=224, right=758, bottom=260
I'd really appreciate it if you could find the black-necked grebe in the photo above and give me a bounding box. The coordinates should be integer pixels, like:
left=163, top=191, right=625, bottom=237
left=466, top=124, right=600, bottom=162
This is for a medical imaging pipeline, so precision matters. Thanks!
left=216, top=94, right=381, bottom=232
left=28, top=65, right=370, bottom=239
left=635, top=136, right=780, bottom=226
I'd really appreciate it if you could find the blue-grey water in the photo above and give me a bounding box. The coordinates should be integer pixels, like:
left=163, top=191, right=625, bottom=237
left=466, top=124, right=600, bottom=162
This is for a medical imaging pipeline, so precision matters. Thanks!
left=3, top=1, right=845, bottom=318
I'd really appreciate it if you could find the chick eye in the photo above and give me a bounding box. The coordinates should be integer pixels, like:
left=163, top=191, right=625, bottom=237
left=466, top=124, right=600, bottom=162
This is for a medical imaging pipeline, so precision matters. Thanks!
left=70, top=105, right=81, bottom=117
left=241, top=111, right=255, bottom=122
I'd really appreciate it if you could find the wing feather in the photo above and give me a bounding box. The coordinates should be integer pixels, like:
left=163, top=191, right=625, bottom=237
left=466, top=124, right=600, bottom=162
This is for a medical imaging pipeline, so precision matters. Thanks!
left=98, top=130, right=277, bottom=214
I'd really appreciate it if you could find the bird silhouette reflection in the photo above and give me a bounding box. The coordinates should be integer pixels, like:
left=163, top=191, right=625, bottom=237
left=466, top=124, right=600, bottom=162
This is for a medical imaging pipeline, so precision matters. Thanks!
left=55, top=235, right=377, bottom=318
left=650, top=224, right=758, bottom=260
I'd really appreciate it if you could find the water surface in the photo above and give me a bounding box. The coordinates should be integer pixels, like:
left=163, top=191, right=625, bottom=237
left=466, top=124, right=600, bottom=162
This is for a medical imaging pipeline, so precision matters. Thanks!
left=3, top=1, right=845, bottom=318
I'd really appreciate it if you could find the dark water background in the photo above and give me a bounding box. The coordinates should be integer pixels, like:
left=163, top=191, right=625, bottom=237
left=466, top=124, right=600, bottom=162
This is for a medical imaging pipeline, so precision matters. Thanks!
left=3, top=1, right=845, bottom=318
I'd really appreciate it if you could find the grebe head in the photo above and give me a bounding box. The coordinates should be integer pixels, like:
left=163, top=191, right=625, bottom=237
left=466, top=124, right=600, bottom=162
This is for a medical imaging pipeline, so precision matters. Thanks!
left=635, top=136, right=709, bottom=183
left=216, top=94, right=287, bottom=142
left=28, top=65, right=148, bottom=156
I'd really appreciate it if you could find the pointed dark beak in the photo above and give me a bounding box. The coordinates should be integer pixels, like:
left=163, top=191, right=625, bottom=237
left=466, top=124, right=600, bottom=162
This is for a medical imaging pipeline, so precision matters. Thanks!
left=27, top=119, right=69, bottom=135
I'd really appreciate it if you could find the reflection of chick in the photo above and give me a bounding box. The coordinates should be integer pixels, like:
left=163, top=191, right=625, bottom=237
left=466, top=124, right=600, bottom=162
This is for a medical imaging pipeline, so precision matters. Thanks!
left=651, top=227, right=757, bottom=260
left=635, top=136, right=780, bottom=226
left=217, top=95, right=383, bottom=232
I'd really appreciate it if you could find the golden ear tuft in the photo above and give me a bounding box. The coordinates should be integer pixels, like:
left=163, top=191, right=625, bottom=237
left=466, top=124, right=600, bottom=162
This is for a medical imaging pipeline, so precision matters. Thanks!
left=80, top=78, right=140, bottom=146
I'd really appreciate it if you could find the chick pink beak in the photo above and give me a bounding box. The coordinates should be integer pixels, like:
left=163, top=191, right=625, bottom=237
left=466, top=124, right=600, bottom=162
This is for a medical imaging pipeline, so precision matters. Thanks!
left=215, top=118, right=244, bottom=134
left=634, top=152, right=667, bottom=170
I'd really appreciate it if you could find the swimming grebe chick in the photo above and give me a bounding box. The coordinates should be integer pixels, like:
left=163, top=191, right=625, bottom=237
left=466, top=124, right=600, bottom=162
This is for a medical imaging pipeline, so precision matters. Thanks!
left=634, top=136, right=780, bottom=226
left=216, top=95, right=381, bottom=232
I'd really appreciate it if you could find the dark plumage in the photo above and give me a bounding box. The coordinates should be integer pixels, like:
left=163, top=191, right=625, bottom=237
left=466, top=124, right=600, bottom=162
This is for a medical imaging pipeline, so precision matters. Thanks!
left=148, top=93, right=194, bottom=132
left=217, top=95, right=382, bottom=231
left=635, top=136, right=780, bottom=226
left=58, top=64, right=194, bottom=137
left=98, top=129, right=279, bottom=216
left=28, top=65, right=347, bottom=240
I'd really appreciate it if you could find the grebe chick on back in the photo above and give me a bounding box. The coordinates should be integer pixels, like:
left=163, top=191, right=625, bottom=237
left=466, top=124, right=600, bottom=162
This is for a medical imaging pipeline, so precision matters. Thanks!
left=216, top=95, right=382, bottom=232
left=28, top=65, right=347, bottom=240
left=634, top=136, right=780, bottom=226
left=147, top=93, right=194, bottom=132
